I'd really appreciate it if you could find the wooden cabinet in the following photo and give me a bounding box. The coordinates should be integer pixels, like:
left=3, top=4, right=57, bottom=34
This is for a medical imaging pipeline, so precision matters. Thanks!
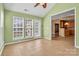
left=60, top=15, right=74, bottom=28
left=65, top=29, right=74, bottom=36
left=60, top=16, right=74, bottom=37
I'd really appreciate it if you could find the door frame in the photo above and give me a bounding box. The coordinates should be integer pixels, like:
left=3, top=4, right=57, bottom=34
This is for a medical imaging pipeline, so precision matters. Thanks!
left=50, top=7, right=76, bottom=48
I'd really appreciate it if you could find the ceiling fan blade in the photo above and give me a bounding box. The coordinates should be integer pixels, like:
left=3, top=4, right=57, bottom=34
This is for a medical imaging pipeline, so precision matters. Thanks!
left=42, top=3, right=47, bottom=8
left=34, top=3, right=40, bottom=7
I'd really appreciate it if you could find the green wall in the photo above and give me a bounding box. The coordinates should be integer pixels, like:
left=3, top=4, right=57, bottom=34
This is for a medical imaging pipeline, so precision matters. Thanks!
left=43, top=3, right=79, bottom=46
left=4, top=10, right=42, bottom=43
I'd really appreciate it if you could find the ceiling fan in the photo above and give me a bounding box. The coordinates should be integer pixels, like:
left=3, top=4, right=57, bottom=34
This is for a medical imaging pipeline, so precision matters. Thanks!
left=34, top=3, right=47, bottom=8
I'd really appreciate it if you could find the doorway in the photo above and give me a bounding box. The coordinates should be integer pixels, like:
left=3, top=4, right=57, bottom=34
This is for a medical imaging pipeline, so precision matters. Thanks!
left=51, top=8, right=76, bottom=48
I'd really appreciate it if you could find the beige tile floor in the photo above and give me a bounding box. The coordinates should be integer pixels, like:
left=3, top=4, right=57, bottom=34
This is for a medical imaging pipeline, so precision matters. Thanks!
left=2, top=36, right=79, bottom=56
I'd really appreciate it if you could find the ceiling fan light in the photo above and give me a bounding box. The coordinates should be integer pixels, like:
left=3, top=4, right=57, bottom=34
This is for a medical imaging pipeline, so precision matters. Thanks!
left=40, top=3, right=44, bottom=5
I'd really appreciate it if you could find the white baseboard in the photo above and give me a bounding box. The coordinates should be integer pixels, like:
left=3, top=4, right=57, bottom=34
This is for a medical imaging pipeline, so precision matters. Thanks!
left=75, top=46, right=79, bottom=48
left=0, top=44, right=5, bottom=56
left=5, top=38, right=42, bottom=46
left=44, top=37, right=51, bottom=40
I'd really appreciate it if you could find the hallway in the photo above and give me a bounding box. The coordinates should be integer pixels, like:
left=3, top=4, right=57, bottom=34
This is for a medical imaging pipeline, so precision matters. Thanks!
left=2, top=36, right=78, bottom=56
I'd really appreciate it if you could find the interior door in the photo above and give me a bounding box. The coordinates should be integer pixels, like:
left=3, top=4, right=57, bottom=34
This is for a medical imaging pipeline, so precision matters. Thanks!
left=33, top=20, right=41, bottom=38
left=55, top=23, right=59, bottom=36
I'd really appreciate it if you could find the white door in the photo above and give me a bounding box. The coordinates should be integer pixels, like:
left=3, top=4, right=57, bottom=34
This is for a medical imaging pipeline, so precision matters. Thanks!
left=13, top=16, right=24, bottom=40
left=24, top=19, right=33, bottom=38
left=33, top=20, right=41, bottom=38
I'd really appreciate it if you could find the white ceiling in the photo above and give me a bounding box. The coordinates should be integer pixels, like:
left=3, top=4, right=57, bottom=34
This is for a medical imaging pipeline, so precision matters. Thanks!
left=4, top=3, right=55, bottom=17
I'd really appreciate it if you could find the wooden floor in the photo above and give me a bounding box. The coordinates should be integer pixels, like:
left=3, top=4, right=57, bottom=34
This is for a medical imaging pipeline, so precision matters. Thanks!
left=2, top=36, right=79, bottom=56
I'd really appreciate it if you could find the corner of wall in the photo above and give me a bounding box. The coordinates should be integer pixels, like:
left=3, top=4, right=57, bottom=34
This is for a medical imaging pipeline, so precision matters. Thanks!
left=0, top=42, right=5, bottom=56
